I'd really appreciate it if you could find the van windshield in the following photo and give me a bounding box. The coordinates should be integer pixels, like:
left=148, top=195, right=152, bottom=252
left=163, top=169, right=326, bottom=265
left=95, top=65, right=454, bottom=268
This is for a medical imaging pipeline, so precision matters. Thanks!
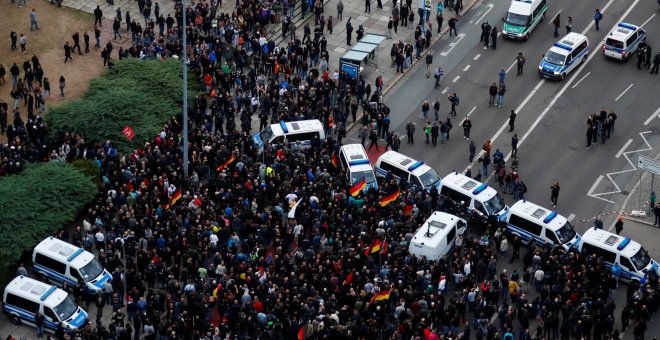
left=259, top=126, right=274, bottom=143
left=630, top=247, right=652, bottom=270
left=544, top=50, right=566, bottom=66
left=505, top=12, right=530, bottom=27
left=555, top=222, right=577, bottom=244
left=419, top=169, right=440, bottom=188
left=483, top=194, right=506, bottom=215
left=351, top=171, right=376, bottom=185
left=54, top=295, right=78, bottom=321
left=605, top=38, right=624, bottom=49
left=79, top=258, right=104, bottom=281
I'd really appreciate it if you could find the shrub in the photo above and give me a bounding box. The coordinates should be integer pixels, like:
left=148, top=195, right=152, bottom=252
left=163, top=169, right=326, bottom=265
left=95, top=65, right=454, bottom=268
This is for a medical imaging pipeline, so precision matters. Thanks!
left=71, top=159, right=101, bottom=183
left=46, top=59, right=197, bottom=153
left=0, top=161, right=97, bottom=284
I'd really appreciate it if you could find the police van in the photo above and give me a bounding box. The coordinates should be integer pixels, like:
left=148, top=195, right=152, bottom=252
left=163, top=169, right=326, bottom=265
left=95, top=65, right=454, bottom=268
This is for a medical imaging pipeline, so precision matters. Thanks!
left=408, top=211, right=468, bottom=261
left=603, top=22, right=647, bottom=60
left=579, top=228, right=660, bottom=282
left=33, top=237, right=112, bottom=293
left=538, top=33, right=590, bottom=80
left=439, top=172, right=510, bottom=220
left=502, top=0, right=548, bottom=40
left=252, top=120, right=325, bottom=151
left=3, top=276, right=88, bottom=332
left=373, top=151, right=441, bottom=191
left=338, top=144, right=378, bottom=192
left=506, top=200, right=581, bottom=249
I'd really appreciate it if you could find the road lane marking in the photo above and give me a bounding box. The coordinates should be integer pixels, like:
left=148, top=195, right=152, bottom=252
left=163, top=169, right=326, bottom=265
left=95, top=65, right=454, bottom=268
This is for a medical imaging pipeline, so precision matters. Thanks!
left=615, top=83, right=634, bottom=101
left=640, top=14, right=656, bottom=28
left=643, top=106, right=660, bottom=125
left=615, top=139, right=633, bottom=158
left=440, top=33, right=466, bottom=56
left=505, top=60, right=517, bottom=73
left=568, top=214, right=576, bottom=222
left=441, top=87, right=449, bottom=94
left=587, top=175, right=616, bottom=204
left=463, top=65, right=471, bottom=71
left=548, top=8, right=562, bottom=24
left=571, top=72, right=591, bottom=89
left=474, top=4, right=495, bottom=25
left=460, top=106, right=478, bottom=125
left=474, top=54, right=481, bottom=60
left=453, top=76, right=461, bottom=82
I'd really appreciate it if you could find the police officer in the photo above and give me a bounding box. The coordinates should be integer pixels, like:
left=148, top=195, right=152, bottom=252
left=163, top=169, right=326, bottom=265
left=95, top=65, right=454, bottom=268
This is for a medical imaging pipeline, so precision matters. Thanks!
left=346, top=18, right=353, bottom=45
left=637, top=46, right=646, bottom=70
left=480, top=21, right=489, bottom=42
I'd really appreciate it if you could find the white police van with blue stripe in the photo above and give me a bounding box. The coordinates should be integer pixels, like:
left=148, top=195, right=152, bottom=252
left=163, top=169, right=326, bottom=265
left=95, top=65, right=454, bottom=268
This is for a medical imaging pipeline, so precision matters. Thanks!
left=506, top=200, right=581, bottom=250
left=439, top=172, right=510, bottom=221
left=539, top=33, right=590, bottom=80
left=33, top=237, right=112, bottom=293
left=253, top=120, right=325, bottom=152
left=579, top=228, right=660, bottom=283
left=339, top=144, right=378, bottom=193
left=3, top=276, right=88, bottom=332
left=603, top=22, right=647, bottom=60
left=373, top=151, right=441, bottom=191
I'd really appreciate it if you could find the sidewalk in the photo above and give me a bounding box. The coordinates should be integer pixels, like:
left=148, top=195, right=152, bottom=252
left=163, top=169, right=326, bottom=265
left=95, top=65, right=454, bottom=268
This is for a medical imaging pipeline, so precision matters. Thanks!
left=616, top=151, right=660, bottom=227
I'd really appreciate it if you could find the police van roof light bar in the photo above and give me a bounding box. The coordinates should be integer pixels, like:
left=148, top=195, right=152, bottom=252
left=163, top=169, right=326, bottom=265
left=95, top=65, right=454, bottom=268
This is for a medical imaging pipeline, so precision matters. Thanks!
left=617, top=238, right=631, bottom=251
left=553, top=42, right=573, bottom=51
left=617, top=23, right=637, bottom=30
left=279, top=121, right=289, bottom=133
left=543, top=211, right=558, bottom=224
left=40, top=286, right=57, bottom=301
left=408, top=161, right=424, bottom=172
left=472, top=183, right=488, bottom=195
left=349, top=160, right=371, bottom=166
left=67, top=248, right=85, bottom=262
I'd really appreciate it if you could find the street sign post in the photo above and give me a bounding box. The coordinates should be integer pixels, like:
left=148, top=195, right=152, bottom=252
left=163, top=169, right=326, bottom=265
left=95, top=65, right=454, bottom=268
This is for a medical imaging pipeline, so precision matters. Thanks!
left=638, top=154, right=660, bottom=176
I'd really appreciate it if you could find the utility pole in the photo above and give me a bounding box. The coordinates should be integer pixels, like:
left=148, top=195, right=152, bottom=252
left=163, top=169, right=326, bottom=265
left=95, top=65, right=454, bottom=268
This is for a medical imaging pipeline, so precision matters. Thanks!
left=182, top=0, right=189, bottom=179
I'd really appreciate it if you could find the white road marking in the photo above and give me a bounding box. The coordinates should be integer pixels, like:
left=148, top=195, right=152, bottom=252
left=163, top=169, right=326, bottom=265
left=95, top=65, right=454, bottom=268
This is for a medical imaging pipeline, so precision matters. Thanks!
left=505, top=60, right=517, bottom=73
left=453, top=76, right=461, bottom=82
left=441, top=87, right=449, bottom=94
left=463, top=65, right=471, bottom=72
left=474, top=54, right=481, bottom=60
left=474, top=4, right=495, bottom=25
left=643, top=106, right=660, bottom=125
left=615, top=139, right=633, bottom=158
left=459, top=106, right=478, bottom=125
left=571, top=72, right=591, bottom=89
left=587, top=175, right=615, bottom=204
left=640, top=14, right=656, bottom=28
left=568, top=214, right=576, bottom=222
left=548, top=8, right=563, bottom=24
left=615, top=83, right=634, bottom=101
left=440, top=33, right=466, bottom=56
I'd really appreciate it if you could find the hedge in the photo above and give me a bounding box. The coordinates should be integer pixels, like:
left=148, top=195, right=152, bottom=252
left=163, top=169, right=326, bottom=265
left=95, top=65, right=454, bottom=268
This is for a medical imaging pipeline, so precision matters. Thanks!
left=0, top=161, right=97, bottom=283
left=46, top=59, right=196, bottom=153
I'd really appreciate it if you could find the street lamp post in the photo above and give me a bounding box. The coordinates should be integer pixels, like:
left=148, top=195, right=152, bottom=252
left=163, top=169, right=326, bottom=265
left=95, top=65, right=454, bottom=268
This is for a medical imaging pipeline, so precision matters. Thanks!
left=182, top=0, right=189, bottom=179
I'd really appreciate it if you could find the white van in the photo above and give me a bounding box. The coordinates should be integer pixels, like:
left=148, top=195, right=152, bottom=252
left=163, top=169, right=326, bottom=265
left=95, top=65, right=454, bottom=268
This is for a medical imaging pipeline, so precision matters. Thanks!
left=373, top=151, right=441, bottom=191
left=579, top=228, right=660, bottom=282
left=506, top=200, right=581, bottom=249
left=3, top=276, right=88, bottom=332
left=603, top=22, right=647, bottom=60
left=33, top=237, right=112, bottom=292
left=409, top=211, right=468, bottom=261
left=339, top=144, right=378, bottom=192
left=538, top=33, right=590, bottom=80
left=439, top=172, right=510, bottom=221
left=252, top=120, right=325, bottom=151
left=502, top=0, right=548, bottom=40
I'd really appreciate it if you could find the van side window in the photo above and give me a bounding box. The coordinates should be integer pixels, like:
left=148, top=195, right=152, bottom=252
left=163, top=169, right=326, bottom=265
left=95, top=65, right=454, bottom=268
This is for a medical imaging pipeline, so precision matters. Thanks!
left=447, top=226, right=456, bottom=244
left=44, top=307, right=58, bottom=321
left=380, top=162, right=408, bottom=180
left=5, top=293, right=40, bottom=313
left=571, top=42, right=587, bottom=59
left=620, top=256, right=635, bottom=271
left=582, top=243, right=617, bottom=263
left=509, top=215, right=542, bottom=236
left=625, top=32, right=638, bottom=47
left=35, top=253, right=67, bottom=275
left=339, top=152, right=349, bottom=169
left=474, top=201, right=488, bottom=215
left=440, top=187, right=470, bottom=205
left=412, top=176, right=423, bottom=188
left=271, top=136, right=284, bottom=145
left=545, top=229, right=559, bottom=244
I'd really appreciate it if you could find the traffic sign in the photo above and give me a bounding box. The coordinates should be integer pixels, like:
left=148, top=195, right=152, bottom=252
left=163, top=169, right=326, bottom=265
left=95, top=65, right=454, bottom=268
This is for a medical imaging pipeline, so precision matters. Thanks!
left=638, top=154, right=660, bottom=176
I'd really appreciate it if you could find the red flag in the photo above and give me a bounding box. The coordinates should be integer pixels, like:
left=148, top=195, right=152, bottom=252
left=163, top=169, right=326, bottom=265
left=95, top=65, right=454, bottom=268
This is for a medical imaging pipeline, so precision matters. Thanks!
left=404, top=204, right=414, bottom=217
left=346, top=272, right=353, bottom=285
left=381, top=240, right=388, bottom=255
left=122, top=126, right=135, bottom=140
left=298, top=325, right=305, bottom=340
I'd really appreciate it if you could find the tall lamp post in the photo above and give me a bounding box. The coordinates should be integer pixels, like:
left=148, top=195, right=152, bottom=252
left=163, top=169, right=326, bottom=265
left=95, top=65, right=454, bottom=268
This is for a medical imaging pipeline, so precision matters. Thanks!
left=182, top=0, right=189, bottom=179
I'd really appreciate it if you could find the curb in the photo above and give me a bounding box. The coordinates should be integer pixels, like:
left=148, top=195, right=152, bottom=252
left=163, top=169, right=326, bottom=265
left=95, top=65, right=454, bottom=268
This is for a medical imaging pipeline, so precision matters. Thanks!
left=621, top=215, right=657, bottom=228
left=346, top=0, right=482, bottom=136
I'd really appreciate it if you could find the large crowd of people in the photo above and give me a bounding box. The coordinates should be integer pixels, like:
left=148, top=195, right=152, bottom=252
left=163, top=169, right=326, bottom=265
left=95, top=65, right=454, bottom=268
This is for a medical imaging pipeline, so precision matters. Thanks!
left=1, top=0, right=659, bottom=339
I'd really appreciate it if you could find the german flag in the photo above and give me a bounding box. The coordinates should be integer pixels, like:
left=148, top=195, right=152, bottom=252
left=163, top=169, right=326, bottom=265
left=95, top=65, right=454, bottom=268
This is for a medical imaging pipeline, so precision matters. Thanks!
left=379, top=189, right=400, bottom=207
left=370, top=290, right=391, bottom=304
left=216, top=153, right=236, bottom=172
left=349, top=178, right=367, bottom=197
left=170, top=191, right=182, bottom=206
left=331, top=153, right=339, bottom=168
left=364, top=239, right=381, bottom=256
left=298, top=324, right=305, bottom=340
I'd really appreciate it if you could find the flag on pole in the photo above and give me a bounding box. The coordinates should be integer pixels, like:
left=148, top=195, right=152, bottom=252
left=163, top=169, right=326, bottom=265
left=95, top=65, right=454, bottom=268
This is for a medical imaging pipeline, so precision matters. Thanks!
left=170, top=191, right=182, bottom=205
left=379, top=189, right=400, bottom=207
left=298, top=324, right=305, bottom=340
left=370, top=290, right=391, bottom=304
left=364, top=239, right=381, bottom=256
left=216, top=153, right=236, bottom=172
left=349, top=178, right=367, bottom=197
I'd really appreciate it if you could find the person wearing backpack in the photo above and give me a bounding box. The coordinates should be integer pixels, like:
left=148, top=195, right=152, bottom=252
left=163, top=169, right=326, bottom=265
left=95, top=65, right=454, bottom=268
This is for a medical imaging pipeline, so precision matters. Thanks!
left=593, top=9, right=602, bottom=31
left=448, top=93, right=458, bottom=116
